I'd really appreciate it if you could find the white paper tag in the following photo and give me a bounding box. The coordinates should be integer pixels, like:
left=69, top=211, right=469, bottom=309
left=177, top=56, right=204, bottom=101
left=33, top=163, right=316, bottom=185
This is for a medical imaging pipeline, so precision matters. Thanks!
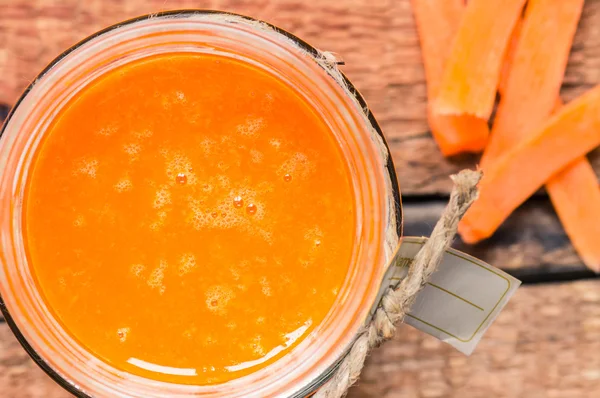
left=374, top=236, right=521, bottom=355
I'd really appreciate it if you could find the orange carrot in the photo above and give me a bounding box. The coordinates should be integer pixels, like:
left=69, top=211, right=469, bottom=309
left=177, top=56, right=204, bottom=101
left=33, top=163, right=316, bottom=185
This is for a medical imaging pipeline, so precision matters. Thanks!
left=481, top=0, right=584, bottom=166
left=411, top=0, right=490, bottom=156
left=498, top=17, right=523, bottom=96
left=546, top=97, right=600, bottom=272
left=547, top=159, right=600, bottom=272
left=458, top=84, right=600, bottom=244
left=427, top=111, right=489, bottom=156
left=475, top=0, right=599, bottom=270
left=434, top=0, right=526, bottom=120
left=411, top=0, right=464, bottom=97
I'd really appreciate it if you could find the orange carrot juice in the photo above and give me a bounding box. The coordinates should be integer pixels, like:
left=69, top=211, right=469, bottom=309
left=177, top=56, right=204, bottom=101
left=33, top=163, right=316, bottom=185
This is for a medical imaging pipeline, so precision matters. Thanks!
left=24, top=53, right=356, bottom=385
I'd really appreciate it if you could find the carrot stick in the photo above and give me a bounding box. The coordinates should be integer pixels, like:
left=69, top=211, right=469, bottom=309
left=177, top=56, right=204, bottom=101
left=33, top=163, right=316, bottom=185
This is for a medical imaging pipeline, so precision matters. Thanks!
left=458, top=84, right=600, bottom=244
left=427, top=111, right=489, bottom=156
left=411, top=0, right=490, bottom=156
left=547, top=159, right=600, bottom=272
left=546, top=97, right=600, bottom=273
left=411, top=0, right=464, bottom=97
left=481, top=0, right=584, bottom=166
left=498, top=17, right=523, bottom=96
left=434, top=0, right=527, bottom=120
left=474, top=0, right=599, bottom=270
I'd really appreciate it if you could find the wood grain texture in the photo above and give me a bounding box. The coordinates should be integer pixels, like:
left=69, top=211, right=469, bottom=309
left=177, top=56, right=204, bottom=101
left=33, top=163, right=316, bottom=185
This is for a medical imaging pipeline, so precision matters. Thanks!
left=347, top=280, right=600, bottom=398
left=0, top=2, right=599, bottom=398
left=0, top=323, right=70, bottom=398
left=1, top=280, right=598, bottom=397
left=1, top=0, right=600, bottom=194
left=404, top=200, right=587, bottom=272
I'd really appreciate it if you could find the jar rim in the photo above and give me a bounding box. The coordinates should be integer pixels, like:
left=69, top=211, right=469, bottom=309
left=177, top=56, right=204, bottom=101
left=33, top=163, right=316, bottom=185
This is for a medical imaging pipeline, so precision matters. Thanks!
left=0, top=9, right=402, bottom=397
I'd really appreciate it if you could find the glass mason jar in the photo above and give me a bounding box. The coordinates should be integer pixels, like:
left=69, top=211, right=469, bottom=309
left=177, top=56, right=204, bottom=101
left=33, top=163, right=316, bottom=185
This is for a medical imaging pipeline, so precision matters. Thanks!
left=0, top=11, right=402, bottom=397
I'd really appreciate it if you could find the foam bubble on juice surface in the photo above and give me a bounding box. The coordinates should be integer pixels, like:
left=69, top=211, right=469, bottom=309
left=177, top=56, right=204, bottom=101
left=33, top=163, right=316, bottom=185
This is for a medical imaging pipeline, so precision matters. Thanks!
left=250, top=149, right=264, bottom=163
left=220, top=135, right=233, bottom=145
left=186, top=197, right=216, bottom=230
left=229, top=266, right=241, bottom=281
left=232, top=188, right=266, bottom=221
left=205, top=285, right=235, bottom=315
left=114, top=177, right=133, bottom=193
left=259, top=276, right=272, bottom=297
left=161, top=90, right=187, bottom=109
left=204, top=335, right=217, bottom=347
left=123, top=143, right=142, bottom=162
left=304, top=226, right=324, bottom=250
left=58, top=276, right=67, bottom=289
left=212, top=200, right=245, bottom=229
left=269, top=138, right=281, bottom=149
left=236, top=117, right=264, bottom=136
left=201, top=182, right=214, bottom=194
left=280, top=274, right=292, bottom=286
left=130, top=264, right=146, bottom=278
left=147, top=260, right=168, bottom=294
left=153, top=185, right=172, bottom=209
left=133, top=129, right=153, bottom=139
left=174, top=90, right=187, bottom=103
left=299, top=258, right=311, bottom=269
left=217, top=161, right=230, bottom=171
left=217, top=175, right=230, bottom=188
left=178, top=253, right=197, bottom=276
left=117, top=327, right=130, bottom=343
left=279, top=152, right=314, bottom=178
left=96, top=125, right=117, bottom=137
left=186, top=189, right=273, bottom=243
left=149, top=210, right=168, bottom=231
left=261, top=92, right=274, bottom=111
left=200, top=138, right=215, bottom=156
left=251, top=335, right=266, bottom=356
left=73, top=214, right=86, bottom=227
left=162, top=150, right=197, bottom=185
left=72, top=157, right=99, bottom=178
left=182, top=325, right=197, bottom=339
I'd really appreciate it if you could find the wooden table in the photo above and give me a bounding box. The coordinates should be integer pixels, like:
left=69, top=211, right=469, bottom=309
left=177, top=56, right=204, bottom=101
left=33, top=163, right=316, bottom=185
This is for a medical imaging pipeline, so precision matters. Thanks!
left=0, top=1, right=598, bottom=397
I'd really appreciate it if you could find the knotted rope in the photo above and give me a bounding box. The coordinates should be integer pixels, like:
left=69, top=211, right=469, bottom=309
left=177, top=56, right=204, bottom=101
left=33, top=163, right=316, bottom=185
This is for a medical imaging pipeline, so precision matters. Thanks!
left=315, top=169, right=483, bottom=398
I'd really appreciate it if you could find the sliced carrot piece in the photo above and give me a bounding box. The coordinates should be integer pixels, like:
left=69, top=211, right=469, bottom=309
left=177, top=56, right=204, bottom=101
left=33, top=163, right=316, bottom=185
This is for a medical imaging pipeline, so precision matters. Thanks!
left=481, top=0, right=584, bottom=166
left=510, top=98, right=599, bottom=272
left=427, top=110, right=490, bottom=156
left=411, top=0, right=490, bottom=156
left=498, top=17, right=523, bottom=96
left=549, top=97, right=598, bottom=273
left=411, top=0, right=464, bottom=97
left=547, top=159, right=600, bottom=272
left=434, top=0, right=526, bottom=120
left=475, top=0, right=598, bottom=270
left=458, top=84, right=600, bottom=243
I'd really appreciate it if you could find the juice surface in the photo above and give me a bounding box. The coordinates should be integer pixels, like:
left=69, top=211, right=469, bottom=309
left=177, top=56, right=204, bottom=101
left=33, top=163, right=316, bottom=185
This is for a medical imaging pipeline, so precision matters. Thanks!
left=25, top=53, right=356, bottom=385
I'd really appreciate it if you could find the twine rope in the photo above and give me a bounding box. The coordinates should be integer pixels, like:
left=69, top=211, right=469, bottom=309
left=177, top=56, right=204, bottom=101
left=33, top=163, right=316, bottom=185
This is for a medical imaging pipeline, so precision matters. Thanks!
left=315, top=169, right=483, bottom=398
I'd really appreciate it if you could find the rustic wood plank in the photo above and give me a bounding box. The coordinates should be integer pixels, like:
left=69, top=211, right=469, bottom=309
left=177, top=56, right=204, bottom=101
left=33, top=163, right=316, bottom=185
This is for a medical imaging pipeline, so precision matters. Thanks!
left=0, top=321, right=70, bottom=397
left=1, top=281, right=598, bottom=397
left=348, top=280, right=600, bottom=398
left=1, top=0, right=600, bottom=194
left=403, top=199, right=589, bottom=272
